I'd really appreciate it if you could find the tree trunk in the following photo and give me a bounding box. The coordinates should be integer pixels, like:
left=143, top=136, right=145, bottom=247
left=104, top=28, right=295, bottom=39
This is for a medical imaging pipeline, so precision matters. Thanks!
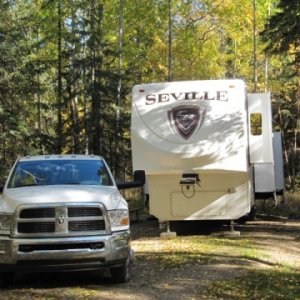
left=57, top=1, right=63, bottom=153
left=70, top=0, right=80, bottom=153
left=90, top=0, right=103, bottom=155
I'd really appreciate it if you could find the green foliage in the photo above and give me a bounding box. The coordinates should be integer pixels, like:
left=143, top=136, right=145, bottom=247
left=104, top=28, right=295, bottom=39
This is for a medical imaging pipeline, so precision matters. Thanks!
left=0, top=1, right=47, bottom=179
left=0, top=0, right=299, bottom=186
left=261, top=0, right=300, bottom=189
left=204, top=268, right=300, bottom=300
left=261, top=0, right=300, bottom=57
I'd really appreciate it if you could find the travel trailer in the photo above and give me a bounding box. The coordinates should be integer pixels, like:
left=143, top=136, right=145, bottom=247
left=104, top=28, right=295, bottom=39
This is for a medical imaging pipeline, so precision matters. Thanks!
left=131, top=80, right=284, bottom=232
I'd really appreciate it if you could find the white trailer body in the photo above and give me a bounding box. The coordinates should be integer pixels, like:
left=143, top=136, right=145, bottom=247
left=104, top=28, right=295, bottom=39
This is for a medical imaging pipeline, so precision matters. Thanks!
left=131, top=80, right=282, bottom=222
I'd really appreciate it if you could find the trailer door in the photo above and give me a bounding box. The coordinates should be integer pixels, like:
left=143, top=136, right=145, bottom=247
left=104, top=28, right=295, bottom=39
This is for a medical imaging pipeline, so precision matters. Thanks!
left=247, top=93, right=276, bottom=197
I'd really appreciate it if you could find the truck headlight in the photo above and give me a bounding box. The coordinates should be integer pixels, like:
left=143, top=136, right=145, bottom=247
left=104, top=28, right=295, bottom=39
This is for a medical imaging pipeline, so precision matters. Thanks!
left=0, top=213, right=12, bottom=232
left=108, top=209, right=129, bottom=231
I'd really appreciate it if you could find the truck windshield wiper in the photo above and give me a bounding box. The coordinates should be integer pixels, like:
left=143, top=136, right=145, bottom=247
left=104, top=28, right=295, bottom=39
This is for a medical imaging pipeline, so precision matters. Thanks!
left=14, top=183, right=38, bottom=188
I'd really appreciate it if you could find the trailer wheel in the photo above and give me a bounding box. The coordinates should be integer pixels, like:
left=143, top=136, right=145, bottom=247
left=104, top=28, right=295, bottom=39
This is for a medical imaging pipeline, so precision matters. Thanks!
left=110, top=258, right=131, bottom=283
left=248, top=205, right=256, bottom=220
left=236, top=206, right=256, bottom=224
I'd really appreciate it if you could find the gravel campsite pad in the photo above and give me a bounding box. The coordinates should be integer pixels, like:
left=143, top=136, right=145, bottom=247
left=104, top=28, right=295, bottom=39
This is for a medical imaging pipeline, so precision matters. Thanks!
left=0, top=218, right=299, bottom=300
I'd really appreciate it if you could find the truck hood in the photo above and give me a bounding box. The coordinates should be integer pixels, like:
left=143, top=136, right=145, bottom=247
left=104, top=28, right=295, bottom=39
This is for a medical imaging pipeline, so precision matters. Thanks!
left=0, top=185, right=127, bottom=213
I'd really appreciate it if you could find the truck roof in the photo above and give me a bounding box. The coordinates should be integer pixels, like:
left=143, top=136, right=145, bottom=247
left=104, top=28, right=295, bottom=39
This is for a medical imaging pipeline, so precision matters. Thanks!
left=18, top=155, right=103, bottom=162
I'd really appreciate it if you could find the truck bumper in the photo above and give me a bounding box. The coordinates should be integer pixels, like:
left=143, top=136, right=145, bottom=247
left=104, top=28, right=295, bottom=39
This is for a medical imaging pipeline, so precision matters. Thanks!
left=0, top=231, right=130, bottom=272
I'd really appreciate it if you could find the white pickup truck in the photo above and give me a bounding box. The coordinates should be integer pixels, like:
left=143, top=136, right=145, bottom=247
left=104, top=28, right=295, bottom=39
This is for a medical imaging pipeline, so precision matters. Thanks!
left=0, top=155, right=137, bottom=285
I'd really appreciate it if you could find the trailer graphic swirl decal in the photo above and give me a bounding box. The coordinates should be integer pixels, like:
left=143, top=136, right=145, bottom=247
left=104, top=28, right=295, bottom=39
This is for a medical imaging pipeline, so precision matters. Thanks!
left=168, top=105, right=206, bottom=140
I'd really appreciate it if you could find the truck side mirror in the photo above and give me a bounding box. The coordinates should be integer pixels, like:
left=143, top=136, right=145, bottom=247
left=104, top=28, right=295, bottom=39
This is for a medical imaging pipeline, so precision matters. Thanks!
left=133, top=170, right=145, bottom=186
left=117, top=170, right=145, bottom=190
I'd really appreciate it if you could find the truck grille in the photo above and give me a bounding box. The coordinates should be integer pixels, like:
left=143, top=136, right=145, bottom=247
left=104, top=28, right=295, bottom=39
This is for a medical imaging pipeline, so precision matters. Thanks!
left=20, top=208, right=55, bottom=218
left=14, top=204, right=107, bottom=237
left=18, top=222, right=55, bottom=233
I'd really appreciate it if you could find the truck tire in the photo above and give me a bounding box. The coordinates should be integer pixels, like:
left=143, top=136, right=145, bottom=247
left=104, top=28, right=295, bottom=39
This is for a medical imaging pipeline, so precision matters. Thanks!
left=110, top=258, right=131, bottom=283
left=0, top=272, right=15, bottom=287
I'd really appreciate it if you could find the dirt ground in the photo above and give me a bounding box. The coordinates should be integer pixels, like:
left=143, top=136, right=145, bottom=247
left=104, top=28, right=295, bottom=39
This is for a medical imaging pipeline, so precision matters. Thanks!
left=0, top=218, right=299, bottom=300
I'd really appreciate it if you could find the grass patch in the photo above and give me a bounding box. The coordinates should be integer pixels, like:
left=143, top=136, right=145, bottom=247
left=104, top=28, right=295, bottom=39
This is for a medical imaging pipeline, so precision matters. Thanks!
left=133, top=236, right=266, bottom=270
left=133, top=234, right=299, bottom=298
left=203, top=267, right=300, bottom=300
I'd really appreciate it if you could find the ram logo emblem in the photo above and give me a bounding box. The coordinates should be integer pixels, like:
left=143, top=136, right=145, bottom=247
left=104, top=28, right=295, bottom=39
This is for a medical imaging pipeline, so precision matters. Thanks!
left=57, top=215, right=65, bottom=224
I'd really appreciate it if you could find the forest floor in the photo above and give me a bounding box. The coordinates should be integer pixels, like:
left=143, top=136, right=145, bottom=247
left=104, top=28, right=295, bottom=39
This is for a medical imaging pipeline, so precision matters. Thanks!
left=0, top=217, right=299, bottom=300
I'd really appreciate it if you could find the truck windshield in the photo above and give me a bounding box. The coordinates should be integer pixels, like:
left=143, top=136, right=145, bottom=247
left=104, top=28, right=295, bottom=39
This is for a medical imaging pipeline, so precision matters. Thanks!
left=7, top=159, right=113, bottom=188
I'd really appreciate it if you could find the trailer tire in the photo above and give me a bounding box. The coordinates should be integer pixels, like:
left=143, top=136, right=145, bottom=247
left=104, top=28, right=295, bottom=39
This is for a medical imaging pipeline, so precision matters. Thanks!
left=236, top=206, right=256, bottom=224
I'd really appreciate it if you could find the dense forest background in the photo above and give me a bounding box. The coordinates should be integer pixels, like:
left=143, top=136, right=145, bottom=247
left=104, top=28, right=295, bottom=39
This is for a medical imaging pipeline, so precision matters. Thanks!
left=0, top=0, right=299, bottom=188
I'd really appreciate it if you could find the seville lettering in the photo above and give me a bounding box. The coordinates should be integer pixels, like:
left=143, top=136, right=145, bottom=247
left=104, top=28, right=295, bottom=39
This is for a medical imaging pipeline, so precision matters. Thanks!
left=145, top=91, right=228, bottom=105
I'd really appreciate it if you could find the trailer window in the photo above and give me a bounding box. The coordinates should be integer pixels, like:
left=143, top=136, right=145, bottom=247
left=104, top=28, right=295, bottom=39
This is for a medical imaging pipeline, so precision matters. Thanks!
left=250, top=113, right=262, bottom=135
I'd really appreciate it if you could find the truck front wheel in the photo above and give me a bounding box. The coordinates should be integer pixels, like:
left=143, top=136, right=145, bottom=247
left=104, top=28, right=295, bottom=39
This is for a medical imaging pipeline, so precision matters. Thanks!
left=0, top=272, right=15, bottom=287
left=110, top=258, right=131, bottom=283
